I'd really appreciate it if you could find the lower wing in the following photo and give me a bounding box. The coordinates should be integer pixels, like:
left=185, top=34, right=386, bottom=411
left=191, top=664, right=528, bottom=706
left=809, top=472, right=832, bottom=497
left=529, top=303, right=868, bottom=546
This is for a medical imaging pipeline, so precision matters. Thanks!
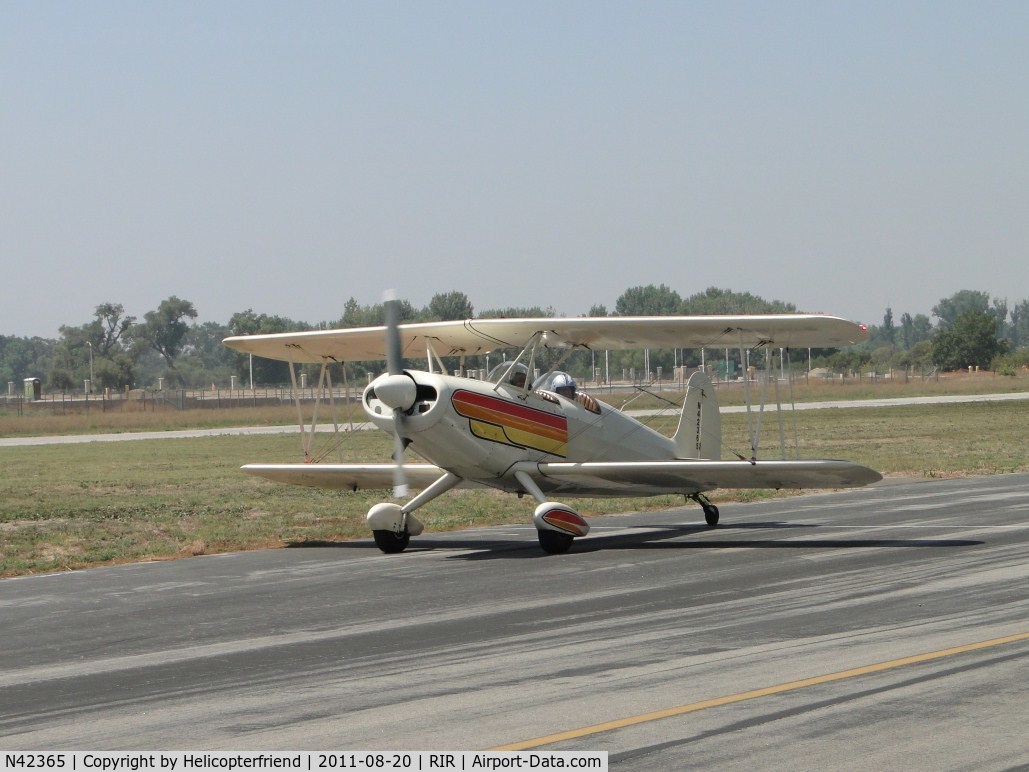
left=241, top=459, right=881, bottom=497
left=240, top=463, right=468, bottom=491
left=530, top=459, right=882, bottom=497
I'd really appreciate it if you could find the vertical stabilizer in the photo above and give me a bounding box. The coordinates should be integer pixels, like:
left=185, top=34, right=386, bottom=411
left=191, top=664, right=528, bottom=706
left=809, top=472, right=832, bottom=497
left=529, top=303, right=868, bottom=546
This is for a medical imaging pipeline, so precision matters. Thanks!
left=673, top=371, right=722, bottom=460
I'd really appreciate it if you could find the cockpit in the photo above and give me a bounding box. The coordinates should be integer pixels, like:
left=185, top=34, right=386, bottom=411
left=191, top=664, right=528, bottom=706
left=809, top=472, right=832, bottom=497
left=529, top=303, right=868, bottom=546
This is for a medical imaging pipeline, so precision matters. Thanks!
left=486, top=361, right=530, bottom=389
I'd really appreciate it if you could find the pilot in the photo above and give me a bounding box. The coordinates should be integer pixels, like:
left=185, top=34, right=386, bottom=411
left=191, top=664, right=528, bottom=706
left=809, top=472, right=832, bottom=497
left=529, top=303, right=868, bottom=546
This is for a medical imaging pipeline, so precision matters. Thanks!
left=510, top=370, right=527, bottom=388
left=551, top=372, right=577, bottom=399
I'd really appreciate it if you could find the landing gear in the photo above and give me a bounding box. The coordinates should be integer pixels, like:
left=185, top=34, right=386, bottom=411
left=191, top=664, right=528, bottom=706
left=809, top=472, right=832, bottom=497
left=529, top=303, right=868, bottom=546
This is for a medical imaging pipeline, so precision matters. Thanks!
left=373, top=529, right=411, bottom=553
left=703, top=503, right=720, bottom=527
left=531, top=500, right=590, bottom=555
left=365, top=475, right=460, bottom=555
left=537, top=529, right=574, bottom=554
left=367, top=502, right=424, bottom=554
left=691, top=493, right=720, bottom=527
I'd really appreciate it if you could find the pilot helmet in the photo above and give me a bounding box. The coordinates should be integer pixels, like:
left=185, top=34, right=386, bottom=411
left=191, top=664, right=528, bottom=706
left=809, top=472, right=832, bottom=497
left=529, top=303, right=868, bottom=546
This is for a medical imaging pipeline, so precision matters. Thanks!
left=552, top=372, right=577, bottom=397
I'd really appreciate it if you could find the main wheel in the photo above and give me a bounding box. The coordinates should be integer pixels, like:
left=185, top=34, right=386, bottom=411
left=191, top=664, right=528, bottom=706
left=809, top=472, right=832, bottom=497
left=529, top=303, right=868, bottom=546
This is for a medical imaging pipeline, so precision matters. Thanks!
left=373, top=529, right=410, bottom=554
left=704, top=504, right=720, bottom=527
left=538, top=529, right=574, bottom=554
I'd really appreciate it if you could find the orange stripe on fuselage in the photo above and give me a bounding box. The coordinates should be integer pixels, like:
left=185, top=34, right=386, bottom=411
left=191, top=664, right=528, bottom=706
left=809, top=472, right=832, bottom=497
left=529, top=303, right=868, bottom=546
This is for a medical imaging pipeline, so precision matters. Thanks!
left=452, top=390, right=568, bottom=446
left=458, top=403, right=568, bottom=443
left=453, top=390, right=566, bottom=429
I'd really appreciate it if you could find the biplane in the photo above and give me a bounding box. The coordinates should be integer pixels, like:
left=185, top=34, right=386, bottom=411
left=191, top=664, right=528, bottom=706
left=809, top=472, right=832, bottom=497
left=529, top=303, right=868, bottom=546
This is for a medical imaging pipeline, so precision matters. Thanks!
left=223, top=304, right=881, bottom=554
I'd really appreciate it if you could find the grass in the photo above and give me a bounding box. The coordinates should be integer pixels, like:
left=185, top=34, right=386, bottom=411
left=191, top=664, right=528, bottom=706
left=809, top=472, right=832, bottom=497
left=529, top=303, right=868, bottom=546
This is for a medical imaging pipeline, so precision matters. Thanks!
left=1, top=379, right=1027, bottom=577
left=0, top=431, right=690, bottom=576
left=606, top=369, right=1029, bottom=409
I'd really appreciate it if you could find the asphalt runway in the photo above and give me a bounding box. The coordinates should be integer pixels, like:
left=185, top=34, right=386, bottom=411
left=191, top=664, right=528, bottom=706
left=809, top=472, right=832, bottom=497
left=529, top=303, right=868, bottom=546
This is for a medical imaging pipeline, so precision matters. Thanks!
left=2, top=474, right=1028, bottom=769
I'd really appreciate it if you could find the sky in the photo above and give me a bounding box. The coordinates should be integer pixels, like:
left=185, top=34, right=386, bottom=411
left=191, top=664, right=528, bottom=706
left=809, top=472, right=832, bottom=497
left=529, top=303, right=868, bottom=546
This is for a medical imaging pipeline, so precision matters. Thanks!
left=2, top=1, right=1028, bottom=338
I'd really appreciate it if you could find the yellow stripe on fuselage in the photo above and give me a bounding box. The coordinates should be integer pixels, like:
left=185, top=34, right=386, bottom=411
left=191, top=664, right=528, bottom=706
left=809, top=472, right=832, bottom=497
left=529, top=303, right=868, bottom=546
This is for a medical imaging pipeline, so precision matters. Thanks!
left=454, top=390, right=569, bottom=457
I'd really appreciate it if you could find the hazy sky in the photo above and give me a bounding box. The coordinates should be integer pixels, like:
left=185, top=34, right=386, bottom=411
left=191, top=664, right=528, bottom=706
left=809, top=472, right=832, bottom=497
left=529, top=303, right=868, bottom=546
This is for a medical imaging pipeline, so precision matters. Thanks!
left=3, top=2, right=1027, bottom=338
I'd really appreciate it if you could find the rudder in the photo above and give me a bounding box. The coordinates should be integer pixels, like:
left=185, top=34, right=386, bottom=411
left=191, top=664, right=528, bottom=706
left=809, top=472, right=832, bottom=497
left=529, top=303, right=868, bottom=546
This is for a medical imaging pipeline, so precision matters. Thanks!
left=673, top=371, right=722, bottom=460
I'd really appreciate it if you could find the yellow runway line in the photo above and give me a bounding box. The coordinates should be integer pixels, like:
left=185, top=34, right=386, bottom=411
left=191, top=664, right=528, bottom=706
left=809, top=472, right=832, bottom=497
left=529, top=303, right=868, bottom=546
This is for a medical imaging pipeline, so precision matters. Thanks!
left=493, top=631, right=1029, bottom=751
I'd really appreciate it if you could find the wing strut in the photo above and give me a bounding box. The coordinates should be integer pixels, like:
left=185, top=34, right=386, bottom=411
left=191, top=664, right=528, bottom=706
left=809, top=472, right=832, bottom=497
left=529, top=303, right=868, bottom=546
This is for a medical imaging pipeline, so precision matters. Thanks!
left=786, top=348, right=801, bottom=459
left=284, top=354, right=356, bottom=463
left=739, top=329, right=756, bottom=461
left=753, top=347, right=771, bottom=458
left=773, top=348, right=786, bottom=460
left=424, top=338, right=449, bottom=374
left=286, top=353, right=311, bottom=461
left=733, top=339, right=806, bottom=463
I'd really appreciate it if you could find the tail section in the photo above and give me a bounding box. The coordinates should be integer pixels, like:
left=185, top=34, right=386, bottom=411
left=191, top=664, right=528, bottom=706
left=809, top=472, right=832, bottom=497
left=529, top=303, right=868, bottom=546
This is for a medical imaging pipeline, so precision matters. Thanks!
left=673, top=371, right=722, bottom=460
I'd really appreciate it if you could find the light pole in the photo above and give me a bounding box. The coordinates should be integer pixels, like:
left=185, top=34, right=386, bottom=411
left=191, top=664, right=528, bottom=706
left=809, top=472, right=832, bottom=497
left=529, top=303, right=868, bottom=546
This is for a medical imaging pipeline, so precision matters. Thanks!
left=87, top=341, right=94, bottom=394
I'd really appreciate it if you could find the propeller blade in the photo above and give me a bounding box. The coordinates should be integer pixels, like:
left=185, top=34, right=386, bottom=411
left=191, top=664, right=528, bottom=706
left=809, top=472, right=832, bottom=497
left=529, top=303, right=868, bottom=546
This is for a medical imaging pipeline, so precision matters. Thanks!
left=384, top=290, right=403, bottom=377
left=383, top=290, right=409, bottom=499
left=391, top=411, right=409, bottom=499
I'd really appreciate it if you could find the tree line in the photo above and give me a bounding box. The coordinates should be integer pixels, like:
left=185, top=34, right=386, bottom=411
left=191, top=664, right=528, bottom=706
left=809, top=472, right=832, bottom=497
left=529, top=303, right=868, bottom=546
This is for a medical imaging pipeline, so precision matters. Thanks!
left=1, top=286, right=1026, bottom=395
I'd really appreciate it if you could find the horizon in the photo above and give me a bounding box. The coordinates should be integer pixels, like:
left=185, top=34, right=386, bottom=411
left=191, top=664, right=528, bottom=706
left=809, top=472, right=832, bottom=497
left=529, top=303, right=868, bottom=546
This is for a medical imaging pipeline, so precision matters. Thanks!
left=0, top=283, right=1007, bottom=342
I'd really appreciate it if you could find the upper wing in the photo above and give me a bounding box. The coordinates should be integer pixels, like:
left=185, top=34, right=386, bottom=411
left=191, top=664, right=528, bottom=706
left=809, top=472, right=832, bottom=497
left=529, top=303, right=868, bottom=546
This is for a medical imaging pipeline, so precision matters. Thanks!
left=532, top=459, right=882, bottom=497
left=223, top=315, right=869, bottom=364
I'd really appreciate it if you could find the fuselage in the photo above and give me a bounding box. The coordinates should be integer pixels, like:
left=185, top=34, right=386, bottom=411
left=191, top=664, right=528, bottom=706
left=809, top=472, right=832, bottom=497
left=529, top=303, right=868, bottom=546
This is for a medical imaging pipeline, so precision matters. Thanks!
left=363, top=370, right=676, bottom=492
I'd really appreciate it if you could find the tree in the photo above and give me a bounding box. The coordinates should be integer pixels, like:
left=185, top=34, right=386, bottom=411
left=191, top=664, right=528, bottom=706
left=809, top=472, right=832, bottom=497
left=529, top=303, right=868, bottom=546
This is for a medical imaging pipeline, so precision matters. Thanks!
left=0, top=335, right=54, bottom=388
left=425, top=291, right=473, bottom=321
left=478, top=305, right=555, bottom=318
left=228, top=309, right=307, bottom=337
left=614, top=284, right=682, bottom=316
left=92, top=353, right=135, bottom=389
left=680, top=287, right=797, bottom=315
left=177, top=321, right=236, bottom=386
left=1009, top=300, right=1028, bottom=350
left=91, top=302, right=135, bottom=356
left=828, top=348, right=871, bottom=374
left=932, top=290, right=1007, bottom=331
left=227, top=309, right=311, bottom=385
left=338, top=297, right=416, bottom=328
left=131, top=296, right=198, bottom=370
left=47, top=366, right=76, bottom=391
left=879, top=307, right=896, bottom=345
left=899, top=312, right=929, bottom=349
left=930, top=310, right=1008, bottom=371
left=894, top=340, right=933, bottom=372
left=58, top=302, right=134, bottom=355
left=53, top=302, right=136, bottom=389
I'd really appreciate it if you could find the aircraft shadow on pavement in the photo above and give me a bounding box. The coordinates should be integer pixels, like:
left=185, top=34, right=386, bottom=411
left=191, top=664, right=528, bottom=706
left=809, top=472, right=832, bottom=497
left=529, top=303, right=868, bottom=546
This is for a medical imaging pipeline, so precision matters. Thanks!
left=288, top=520, right=982, bottom=560
left=456, top=522, right=985, bottom=560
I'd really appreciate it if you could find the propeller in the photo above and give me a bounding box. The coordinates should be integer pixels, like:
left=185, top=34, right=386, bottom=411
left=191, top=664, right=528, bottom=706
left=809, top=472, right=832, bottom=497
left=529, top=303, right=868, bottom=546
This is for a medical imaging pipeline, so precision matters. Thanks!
left=380, top=290, right=415, bottom=498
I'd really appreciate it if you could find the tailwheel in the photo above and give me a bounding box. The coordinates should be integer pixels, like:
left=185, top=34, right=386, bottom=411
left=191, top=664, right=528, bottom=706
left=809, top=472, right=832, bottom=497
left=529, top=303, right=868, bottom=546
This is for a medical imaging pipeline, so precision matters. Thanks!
left=703, top=503, right=720, bottom=527
left=537, top=529, right=574, bottom=554
left=373, top=529, right=411, bottom=554
left=691, top=493, right=720, bottom=527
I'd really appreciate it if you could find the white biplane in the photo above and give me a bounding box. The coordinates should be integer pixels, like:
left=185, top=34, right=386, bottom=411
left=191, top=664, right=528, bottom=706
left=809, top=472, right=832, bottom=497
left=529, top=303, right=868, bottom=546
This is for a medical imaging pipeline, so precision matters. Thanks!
left=223, top=305, right=881, bottom=554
